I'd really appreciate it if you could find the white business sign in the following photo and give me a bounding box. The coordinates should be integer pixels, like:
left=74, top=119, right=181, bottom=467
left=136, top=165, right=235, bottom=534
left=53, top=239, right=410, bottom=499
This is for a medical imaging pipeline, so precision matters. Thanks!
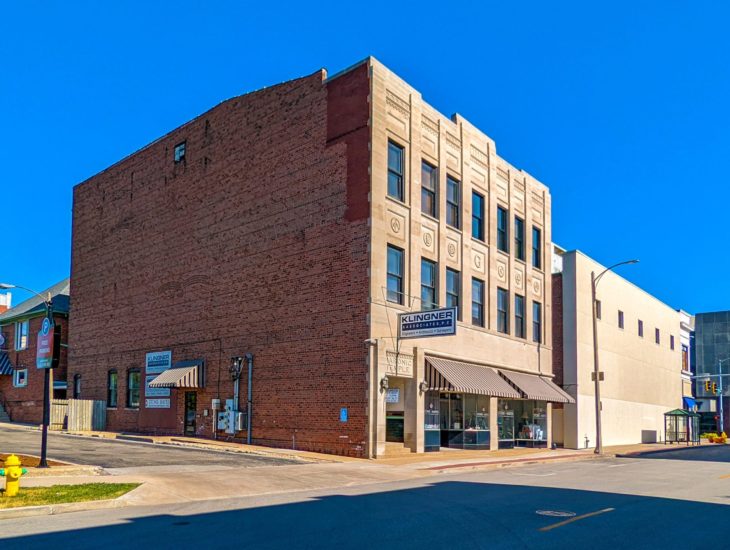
left=145, top=351, right=172, bottom=406
left=398, top=308, right=457, bottom=339
left=385, top=388, right=400, bottom=404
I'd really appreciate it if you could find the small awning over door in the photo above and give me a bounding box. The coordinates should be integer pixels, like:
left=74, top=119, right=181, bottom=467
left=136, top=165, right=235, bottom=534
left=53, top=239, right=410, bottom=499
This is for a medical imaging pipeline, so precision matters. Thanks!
left=426, top=357, right=521, bottom=398
left=148, top=361, right=205, bottom=389
left=498, top=370, right=575, bottom=404
left=0, top=352, right=13, bottom=376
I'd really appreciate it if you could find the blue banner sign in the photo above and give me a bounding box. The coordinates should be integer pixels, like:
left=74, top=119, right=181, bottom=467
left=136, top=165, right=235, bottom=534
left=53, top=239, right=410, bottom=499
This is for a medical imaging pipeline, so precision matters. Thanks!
left=398, top=308, right=457, bottom=339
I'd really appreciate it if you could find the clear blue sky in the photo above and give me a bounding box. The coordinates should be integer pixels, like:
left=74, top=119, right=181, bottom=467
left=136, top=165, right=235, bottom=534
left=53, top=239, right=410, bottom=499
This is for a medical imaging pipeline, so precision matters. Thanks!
left=1, top=1, right=727, bottom=313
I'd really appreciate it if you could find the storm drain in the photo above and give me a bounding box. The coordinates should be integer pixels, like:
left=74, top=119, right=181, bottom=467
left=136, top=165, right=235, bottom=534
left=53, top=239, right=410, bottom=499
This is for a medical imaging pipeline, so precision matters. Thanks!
left=535, top=510, right=576, bottom=518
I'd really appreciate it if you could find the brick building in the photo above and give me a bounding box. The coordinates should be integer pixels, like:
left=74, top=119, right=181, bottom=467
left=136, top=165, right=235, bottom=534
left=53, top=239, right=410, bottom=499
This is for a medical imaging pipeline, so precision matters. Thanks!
left=0, top=279, right=70, bottom=423
left=70, top=58, right=571, bottom=457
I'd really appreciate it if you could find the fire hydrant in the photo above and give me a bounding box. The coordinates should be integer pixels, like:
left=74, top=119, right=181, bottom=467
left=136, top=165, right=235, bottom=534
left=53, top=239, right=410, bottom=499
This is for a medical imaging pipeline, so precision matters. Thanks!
left=0, top=455, right=28, bottom=497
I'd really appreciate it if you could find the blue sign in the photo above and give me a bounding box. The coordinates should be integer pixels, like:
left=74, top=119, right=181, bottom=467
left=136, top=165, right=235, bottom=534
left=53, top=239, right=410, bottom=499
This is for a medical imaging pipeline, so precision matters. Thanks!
left=340, top=407, right=348, bottom=422
left=398, top=308, right=457, bottom=339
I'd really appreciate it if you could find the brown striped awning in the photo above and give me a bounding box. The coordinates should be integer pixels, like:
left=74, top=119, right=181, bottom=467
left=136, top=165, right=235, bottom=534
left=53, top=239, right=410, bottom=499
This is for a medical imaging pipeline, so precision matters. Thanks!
left=425, top=357, right=521, bottom=398
left=148, top=361, right=204, bottom=389
left=498, top=370, right=575, bottom=404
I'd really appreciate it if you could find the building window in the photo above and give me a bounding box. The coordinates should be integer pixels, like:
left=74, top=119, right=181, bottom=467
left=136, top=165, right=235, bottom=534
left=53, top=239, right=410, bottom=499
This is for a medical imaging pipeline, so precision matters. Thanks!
left=655, top=328, right=661, bottom=345
left=127, top=369, right=141, bottom=408
left=14, top=320, right=29, bottom=351
left=446, top=268, right=460, bottom=318
left=670, top=335, right=675, bottom=350
left=618, top=310, right=624, bottom=329
left=472, top=278, right=485, bottom=327
left=13, top=368, right=28, bottom=388
left=596, top=300, right=602, bottom=320
left=387, top=140, right=405, bottom=202
left=638, top=319, right=644, bottom=337
left=421, top=161, right=437, bottom=217
left=73, top=374, right=81, bottom=399
left=533, top=301, right=542, bottom=343
left=532, top=226, right=542, bottom=269
left=497, top=206, right=509, bottom=253
left=107, top=370, right=118, bottom=408
left=682, top=344, right=689, bottom=371
left=421, top=258, right=438, bottom=310
left=514, top=216, right=525, bottom=261
left=446, top=176, right=460, bottom=228
left=497, top=288, right=509, bottom=334
left=387, top=245, right=404, bottom=304
left=515, top=294, right=525, bottom=338
left=472, top=192, right=485, bottom=241
left=174, top=141, right=186, bottom=163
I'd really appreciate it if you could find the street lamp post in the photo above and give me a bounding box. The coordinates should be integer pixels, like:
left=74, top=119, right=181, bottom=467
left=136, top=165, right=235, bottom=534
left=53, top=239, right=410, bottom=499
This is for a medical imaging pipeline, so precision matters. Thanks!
left=0, top=283, right=53, bottom=468
left=591, top=259, right=639, bottom=455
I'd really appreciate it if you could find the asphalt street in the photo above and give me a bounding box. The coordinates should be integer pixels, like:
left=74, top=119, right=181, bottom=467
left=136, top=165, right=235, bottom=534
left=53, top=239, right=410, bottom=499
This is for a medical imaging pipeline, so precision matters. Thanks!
left=0, top=426, right=299, bottom=468
left=2, top=446, right=729, bottom=549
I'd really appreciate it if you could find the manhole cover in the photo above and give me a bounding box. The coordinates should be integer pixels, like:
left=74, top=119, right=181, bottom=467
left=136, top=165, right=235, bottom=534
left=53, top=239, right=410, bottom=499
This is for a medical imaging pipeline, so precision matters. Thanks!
left=536, top=510, right=576, bottom=518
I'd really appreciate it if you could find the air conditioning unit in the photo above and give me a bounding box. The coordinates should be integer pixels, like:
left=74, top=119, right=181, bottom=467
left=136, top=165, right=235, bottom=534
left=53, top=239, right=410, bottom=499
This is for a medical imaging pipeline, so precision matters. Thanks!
left=235, top=412, right=246, bottom=432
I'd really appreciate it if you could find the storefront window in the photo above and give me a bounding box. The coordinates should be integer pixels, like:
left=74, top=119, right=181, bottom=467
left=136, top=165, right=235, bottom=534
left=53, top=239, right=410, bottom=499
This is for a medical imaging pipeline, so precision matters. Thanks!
left=449, top=393, right=463, bottom=430
left=514, top=400, right=548, bottom=445
left=465, top=394, right=489, bottom=430
left=424, top=392, right=440, bottom=430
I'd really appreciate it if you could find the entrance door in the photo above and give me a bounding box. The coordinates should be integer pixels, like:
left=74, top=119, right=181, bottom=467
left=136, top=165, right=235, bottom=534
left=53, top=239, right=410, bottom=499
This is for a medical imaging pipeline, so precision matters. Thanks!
left=184, top=392, right=197, bottom=436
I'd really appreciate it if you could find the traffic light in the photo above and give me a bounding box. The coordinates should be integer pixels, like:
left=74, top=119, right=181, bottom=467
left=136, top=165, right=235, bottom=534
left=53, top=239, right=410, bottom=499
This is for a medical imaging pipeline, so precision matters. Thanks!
left=712, top=382, right=718, bottom=395
left=705, top=380, right=712, bottom=392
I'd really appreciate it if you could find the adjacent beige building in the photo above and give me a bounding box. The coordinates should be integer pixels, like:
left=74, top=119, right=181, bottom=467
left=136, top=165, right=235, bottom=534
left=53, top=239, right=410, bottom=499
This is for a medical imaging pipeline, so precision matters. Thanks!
left=365, top=59, right=572, bottom=457
left=553, top=249, right=682, bottom=449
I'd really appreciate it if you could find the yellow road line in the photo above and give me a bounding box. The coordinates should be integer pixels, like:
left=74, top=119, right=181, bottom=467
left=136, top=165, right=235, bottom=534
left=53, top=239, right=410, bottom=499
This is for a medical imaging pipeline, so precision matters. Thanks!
left=539, top=508, right=615, bottom=532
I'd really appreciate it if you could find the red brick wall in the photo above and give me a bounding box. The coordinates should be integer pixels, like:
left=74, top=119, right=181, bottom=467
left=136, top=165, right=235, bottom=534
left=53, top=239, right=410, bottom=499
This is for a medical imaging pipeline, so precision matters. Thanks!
left=70, top=65, right=372, bottom=456
left=0, top=314, right=69, bottom=423
left=551, top=273, right=564, bottom=387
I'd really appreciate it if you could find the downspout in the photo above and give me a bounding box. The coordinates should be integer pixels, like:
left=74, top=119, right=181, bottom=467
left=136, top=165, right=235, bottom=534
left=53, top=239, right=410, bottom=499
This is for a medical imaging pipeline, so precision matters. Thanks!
left=245, top=352, right=253, bottom=445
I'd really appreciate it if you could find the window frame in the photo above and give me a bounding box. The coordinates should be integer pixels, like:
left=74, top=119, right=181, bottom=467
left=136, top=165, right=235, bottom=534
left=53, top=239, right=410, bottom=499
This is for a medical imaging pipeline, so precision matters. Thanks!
left=515, top=294, right=526, bottom=338
left=420, top=258, right=438, bottom=311
left=472, top=191, right=485, bottom=241
left=533, top=301, right=542, bottom=343
left=173, top=141, right=186, bottom=163
left=421, top=161, right=438, bottom=218
left=386, top=245, right=405, bottom=305
left=471, top=277, right=485, bottom=327
left=13, top=368, right=28, bottom=388
left=514, top=216, right=525, bottom=261
left=655, top=328, right=661, bottom=345
left=618, top=310, right=624, bottom=329
left=446, top=268, right=461, bottom=319
left=497, top=287, right=509, bottom=334
left=387, top=140, right=405, bottom=202
left=497, top=206, right=509, bottom=253
left=532, top=226, right=542, bottom=269
left=14, top=320, right=29, bottom=351
left=670, top=335, right=675, bottom=350
left=107, top=370, right=118, bottom=408
left=126, top=369, right=141, bottom=409
left=446, top=176, right=461, bottom=229
left=638, top=319, right=644, bottom=337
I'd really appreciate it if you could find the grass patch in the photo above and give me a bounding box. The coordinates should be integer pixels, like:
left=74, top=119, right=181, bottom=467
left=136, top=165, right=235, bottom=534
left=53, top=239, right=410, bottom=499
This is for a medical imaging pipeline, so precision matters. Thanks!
left=0, top=483, right=140, bottom=509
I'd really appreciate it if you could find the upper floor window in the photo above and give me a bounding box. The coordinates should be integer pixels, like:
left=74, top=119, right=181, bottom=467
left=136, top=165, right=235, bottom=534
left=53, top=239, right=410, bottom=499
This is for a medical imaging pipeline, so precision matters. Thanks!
left=682, top=344, right=689, bottom=371
left=515, top=294, right=526, bottom=338
left=387, top=141, right=405, bottom=202
left=73, top=373, right=81, bottom=399
left=655, top=328, right=661, bottom=345
left=497, top=288, right=509, bottom=334
left=533, top=301, right=542, bottom=343
left=14, top=320, right=29, bottom=351
left=421, top=161, right=438, bottom=218
left=107, top=370, right=118, bottom=408
left=446, top=268, right=460, bottom=318
left=387, top=245, right=405, bottom=304
left=618, top=310, right=624, bottom=329
left=497, top=206, right=509, bottom=253
left=514, top=216, right=525, bottom=261
left=472, top=192, right=485, bottom=241
left=472, top=278, right=485, bottom=327
left=670, top=335, right=675, bottom=350
left=446, top=176, right=460, bottom=229
left=174, top=141, right=186, bottom=163
left=127, top=369, right=141, bottom=408
left=421, top=258, right=438, bottom=310
left=638, top=319, right=644, bottom=337
left=532, top=226, right=542, bottom=269
left=13, top=368, right=27, bottom=388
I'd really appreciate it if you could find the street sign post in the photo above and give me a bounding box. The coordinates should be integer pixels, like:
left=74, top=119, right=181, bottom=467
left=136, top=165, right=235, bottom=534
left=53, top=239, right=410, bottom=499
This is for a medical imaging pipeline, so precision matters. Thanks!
left=398, top=308, right=457, bottom=339
left=36, top=317, right=54, bottom=369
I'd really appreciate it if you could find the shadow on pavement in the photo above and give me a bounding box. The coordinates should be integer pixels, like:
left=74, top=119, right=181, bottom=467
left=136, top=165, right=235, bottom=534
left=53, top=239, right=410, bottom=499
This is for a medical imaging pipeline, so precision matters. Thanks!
left=622, top=444, right=730, bottom=463
left=2, top=481, right=729, bottom=549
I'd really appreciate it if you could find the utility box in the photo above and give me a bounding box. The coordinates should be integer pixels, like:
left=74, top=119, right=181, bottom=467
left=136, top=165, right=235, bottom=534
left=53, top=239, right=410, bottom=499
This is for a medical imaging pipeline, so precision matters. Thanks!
left=217, top=411, right=230, bottom=432
left=235, top=412, right=246, bottom=432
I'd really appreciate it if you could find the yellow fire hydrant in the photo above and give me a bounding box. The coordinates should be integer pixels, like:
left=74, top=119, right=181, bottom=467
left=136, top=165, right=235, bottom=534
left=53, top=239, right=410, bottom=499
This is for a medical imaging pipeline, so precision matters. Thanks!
left=0, top=455, right=28, bottom=497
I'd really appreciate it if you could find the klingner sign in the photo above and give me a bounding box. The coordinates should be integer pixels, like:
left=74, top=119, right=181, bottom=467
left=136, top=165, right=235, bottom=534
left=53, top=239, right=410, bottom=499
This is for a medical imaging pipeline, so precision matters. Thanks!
left=398, top=307, right=457, bottom=339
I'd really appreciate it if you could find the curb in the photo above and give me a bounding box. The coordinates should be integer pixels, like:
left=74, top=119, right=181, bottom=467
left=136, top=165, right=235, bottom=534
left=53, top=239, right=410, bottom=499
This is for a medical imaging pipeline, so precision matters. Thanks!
left=615, top=444, right=714, bottom=459
left=421, top=452, right=601, bottom=472
left=0, top=496, right=126, bottom=521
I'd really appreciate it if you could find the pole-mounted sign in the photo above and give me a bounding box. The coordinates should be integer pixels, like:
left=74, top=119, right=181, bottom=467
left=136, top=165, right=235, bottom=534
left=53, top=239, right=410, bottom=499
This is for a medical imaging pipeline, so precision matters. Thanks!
left=36, top=317, right=54, bottom=369
left=398, top=308, right=457, bottom=339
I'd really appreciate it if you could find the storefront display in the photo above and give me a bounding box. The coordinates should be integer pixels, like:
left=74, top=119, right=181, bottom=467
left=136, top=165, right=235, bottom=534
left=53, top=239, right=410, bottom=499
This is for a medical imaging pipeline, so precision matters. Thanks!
left=426, top=392, right=490, bottom=450
left=513, top=400, right=548, bottom=448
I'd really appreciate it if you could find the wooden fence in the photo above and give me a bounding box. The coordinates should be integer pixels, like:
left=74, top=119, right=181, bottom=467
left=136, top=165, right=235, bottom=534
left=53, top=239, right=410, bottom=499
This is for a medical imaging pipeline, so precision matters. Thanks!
left=50, top=399, right=106, bottom=431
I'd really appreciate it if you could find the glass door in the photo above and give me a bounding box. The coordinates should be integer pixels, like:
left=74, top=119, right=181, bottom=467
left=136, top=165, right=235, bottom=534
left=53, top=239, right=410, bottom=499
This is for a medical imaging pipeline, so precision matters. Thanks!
left=184, top=391, right=197, bottom=436
left=498, top=405, right=515, bottom=449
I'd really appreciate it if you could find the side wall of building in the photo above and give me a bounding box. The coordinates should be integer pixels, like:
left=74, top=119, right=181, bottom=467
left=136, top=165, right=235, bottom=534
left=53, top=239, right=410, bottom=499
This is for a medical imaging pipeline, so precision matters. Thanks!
left=70, top=68, right=372, bottom=456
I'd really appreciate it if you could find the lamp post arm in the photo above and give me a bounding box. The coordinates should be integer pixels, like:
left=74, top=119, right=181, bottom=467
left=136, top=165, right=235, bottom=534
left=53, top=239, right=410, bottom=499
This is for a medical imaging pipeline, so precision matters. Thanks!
left=594, top=260, right=640, bottom=288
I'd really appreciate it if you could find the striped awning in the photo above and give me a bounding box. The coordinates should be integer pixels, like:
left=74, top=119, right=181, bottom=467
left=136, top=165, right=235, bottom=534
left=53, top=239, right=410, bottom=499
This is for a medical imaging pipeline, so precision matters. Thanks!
left=499, top=370, right=575, bottom=404
left=148, top=361, right=204, bottom=389
left=426, top=357, right=521, bottom=398
left=0, top=352, right=13, bottom=376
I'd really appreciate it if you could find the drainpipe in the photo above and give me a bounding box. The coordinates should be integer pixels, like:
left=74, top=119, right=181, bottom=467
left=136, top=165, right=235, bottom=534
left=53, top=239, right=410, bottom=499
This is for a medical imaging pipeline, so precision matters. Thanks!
left=245, top=353, right=253, bottom=445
